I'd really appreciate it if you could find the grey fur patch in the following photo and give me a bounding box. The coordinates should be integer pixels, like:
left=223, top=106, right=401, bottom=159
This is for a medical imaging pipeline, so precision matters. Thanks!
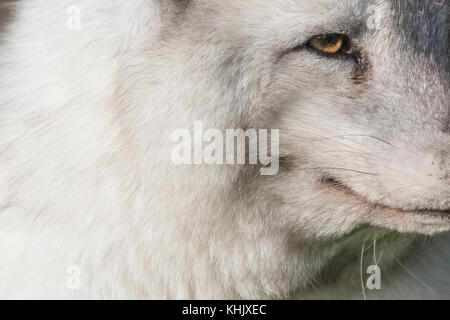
left=393, top=0, right=449, bottom=70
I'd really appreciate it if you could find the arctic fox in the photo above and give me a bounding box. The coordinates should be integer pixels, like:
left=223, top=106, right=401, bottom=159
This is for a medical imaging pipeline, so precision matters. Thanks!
left=0, top=0, right=448, bottom=299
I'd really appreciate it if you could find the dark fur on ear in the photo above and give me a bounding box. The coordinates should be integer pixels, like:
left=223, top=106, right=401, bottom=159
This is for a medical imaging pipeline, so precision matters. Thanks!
left=158, top=0, right=192, bottom=15
left=0, top=0, right=14, bottom=30
left=0, top=0, right=16, bottom=45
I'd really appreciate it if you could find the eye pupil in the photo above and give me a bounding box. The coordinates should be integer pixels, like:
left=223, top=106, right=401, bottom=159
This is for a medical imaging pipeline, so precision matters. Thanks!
left=309, top=34, right=347, bottom=54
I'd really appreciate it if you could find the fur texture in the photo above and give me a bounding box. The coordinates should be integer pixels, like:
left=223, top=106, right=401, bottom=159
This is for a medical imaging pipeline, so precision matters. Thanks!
left=0, top=0, right=448, bottom=299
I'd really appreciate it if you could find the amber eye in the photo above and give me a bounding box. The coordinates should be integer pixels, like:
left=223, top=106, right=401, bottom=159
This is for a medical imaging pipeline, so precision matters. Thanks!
left=308, top=34, right=348, bottom=54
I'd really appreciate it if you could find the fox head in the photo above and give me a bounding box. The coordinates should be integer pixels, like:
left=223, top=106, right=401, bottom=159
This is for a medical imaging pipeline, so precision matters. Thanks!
left=121, top=0, right=450, bottom=237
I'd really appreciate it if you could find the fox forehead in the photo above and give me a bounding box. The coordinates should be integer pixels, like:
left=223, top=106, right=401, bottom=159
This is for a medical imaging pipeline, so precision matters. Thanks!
left=177, top=1, right=446, bottom=53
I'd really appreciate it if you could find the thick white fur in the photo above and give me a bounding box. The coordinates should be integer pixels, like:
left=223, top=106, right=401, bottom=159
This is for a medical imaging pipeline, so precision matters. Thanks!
left=0, top=0, right=448, bottom=299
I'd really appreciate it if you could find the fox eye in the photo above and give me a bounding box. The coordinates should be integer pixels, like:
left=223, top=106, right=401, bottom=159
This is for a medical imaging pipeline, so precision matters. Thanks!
left=308, top=34, right=349, bottom=54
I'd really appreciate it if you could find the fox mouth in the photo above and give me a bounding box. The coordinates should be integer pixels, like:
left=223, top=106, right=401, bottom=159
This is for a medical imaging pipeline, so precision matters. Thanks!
left=321, top=176, right=450, bottom=218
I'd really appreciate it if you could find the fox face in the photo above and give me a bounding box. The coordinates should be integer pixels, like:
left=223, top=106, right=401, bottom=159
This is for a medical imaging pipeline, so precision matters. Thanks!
left=0, top=0, right=448, bottom=299
left=138, top=0, right=449, bottom=237
left=257, top=0, right=450, bottom=237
